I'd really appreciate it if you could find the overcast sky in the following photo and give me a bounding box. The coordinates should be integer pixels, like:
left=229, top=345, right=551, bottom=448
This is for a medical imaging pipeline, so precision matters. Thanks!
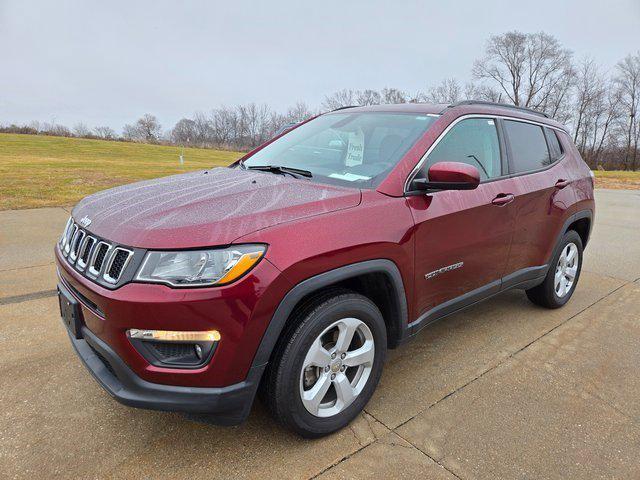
left=1, top=0, right=639, bottom=132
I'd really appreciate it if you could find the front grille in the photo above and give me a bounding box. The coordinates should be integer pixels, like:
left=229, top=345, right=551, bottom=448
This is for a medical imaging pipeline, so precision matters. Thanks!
left=77, top=236, right=95, bottom=269
left=92, top=243, right=109, bottom=272
left=70, top=230, right=85, bottom=260
left=59, top=217, right=135, bottom=287
left=105, top=248, right=132, bottom=284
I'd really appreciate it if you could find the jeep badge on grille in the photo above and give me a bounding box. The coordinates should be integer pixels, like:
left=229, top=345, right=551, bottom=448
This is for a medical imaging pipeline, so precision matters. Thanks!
left=79, top=216, right=92, bottom=228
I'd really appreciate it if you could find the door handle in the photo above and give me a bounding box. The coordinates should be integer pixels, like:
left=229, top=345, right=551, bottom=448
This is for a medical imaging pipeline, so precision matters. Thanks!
left=492, top=193, right=514, bottom=206
left=555, top=179, right=570, bottom=189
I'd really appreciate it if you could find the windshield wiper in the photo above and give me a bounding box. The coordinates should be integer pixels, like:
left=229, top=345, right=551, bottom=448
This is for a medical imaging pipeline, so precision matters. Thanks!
left=246, top=165, right=313, bottom=178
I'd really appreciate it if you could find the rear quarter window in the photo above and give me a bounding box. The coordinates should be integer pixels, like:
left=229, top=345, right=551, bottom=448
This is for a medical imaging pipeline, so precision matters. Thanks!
left=504, top=120, right=551, bottom=173
left=544, top=127, right=563, bottom=161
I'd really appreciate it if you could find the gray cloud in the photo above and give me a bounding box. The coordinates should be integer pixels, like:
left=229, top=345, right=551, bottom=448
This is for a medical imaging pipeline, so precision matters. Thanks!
left=1, top=0, right=638, bottom=130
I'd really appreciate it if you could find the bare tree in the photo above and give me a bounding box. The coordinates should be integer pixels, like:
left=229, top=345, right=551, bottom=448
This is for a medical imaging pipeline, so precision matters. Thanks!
left=209, top=106, right=237, bottom=146
left=171, top=118, right=197, bottom=145
left=93, top=126, right=116, bottom=139
left=572, top=58, right=604, bottom=147
left=121, top=123, right=138, bottom=141
left=285, top=101, right=314, bottom=122
left=426, top=78, right=462, bottom=103
left=73, top=122, right=91, bottom=137
left=239, top=103, right=271, bottom=148
left=122, top=114, right=162, bottom=143
left=322, top=89, right=357, bottom=110
left=137, top=114, right=162, bottom=143
left=355, top=89, right=382, bottom=106
left=380, top=87, right=407, bottom=104
left=588, top=89, right=623, bottom=167
left=473, top=31, right=574, bottom=113
left=615, top=52, right=640, bottom=170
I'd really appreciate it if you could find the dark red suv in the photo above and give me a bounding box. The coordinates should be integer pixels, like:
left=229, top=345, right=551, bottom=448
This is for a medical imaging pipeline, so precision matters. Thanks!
left=56, top=101, right=594, bottom=437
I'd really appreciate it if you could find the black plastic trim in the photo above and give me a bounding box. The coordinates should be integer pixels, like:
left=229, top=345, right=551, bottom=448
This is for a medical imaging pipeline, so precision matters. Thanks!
left=249, top=259, right=409, bottom=369
left=406, top=264, right=549, bottom=339
left=68, top=324, right=263, bottom=425
left=552, top=210, right=594, bottom=252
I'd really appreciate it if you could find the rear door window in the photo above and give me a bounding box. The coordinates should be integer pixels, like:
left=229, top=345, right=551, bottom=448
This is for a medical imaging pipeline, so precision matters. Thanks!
left=504, top=120, right=551, bottom=173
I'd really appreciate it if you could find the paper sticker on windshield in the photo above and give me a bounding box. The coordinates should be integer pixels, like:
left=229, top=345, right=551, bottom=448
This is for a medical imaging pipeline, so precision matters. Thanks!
left=329, top=172, right=371, bottom=181
left=345, top=128, right=364, bottom=167
left=487, top=120, right=495, bottom=125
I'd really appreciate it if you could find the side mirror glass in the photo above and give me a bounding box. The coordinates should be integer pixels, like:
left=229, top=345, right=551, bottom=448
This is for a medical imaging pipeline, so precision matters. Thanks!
left=411, top=161, right=480, bottom=192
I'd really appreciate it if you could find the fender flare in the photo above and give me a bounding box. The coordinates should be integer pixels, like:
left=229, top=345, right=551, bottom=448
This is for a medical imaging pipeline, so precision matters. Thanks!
left=543, top=209, right=593, bottom=271
left=552, top=209, right=593, bottom=256
left=249, top=259, right=409, bottom=370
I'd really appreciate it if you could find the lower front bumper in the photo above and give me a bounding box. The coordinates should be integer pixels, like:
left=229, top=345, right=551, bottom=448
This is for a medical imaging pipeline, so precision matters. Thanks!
left=69, top=324, right=264, bottom=425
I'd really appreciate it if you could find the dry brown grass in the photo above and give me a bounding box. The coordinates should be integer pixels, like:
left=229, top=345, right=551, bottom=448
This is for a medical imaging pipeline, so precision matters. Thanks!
left=593, top=170, right=640, bottom=190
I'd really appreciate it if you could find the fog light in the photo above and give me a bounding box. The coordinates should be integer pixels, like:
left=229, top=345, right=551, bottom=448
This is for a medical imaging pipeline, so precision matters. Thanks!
left=127, top=329, right=220, bottom=368
left=127, top=329, right=220, bottom=342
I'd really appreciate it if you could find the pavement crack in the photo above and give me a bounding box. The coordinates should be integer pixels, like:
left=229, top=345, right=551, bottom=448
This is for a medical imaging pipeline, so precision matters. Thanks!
left=364, top=409, right=462, bottom=479
left=307, top=442, right=370, bottom=479
left=0, top=289, right=57, bottom=305
left=0, top=262, right=54, bottom=273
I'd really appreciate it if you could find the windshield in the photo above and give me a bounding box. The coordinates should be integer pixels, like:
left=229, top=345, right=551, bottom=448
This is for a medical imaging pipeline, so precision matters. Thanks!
left=241, top=112, right=437, bottom=188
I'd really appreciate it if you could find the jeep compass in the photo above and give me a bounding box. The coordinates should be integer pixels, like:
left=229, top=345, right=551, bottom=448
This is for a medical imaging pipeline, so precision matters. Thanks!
left=55, top=101, right=595, bottom=437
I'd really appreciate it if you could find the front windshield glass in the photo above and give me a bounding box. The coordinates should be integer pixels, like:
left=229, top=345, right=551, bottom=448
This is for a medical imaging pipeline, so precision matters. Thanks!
left=242, top=112, right=437, bottom=188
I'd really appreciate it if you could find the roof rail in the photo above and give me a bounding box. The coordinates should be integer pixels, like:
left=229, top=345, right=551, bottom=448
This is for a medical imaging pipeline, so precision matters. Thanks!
left=331, top=105, right=359, bottom=112
left=445, top=100, right=549, bottom=118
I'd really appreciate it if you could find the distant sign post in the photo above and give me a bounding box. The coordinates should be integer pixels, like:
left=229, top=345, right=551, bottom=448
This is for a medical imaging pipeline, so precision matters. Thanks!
left=180, top=138, right=189, bottom=165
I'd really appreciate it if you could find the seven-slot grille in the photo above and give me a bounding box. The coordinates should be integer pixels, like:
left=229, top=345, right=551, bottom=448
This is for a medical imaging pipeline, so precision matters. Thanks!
left=59, top=217, right=133, bottom=285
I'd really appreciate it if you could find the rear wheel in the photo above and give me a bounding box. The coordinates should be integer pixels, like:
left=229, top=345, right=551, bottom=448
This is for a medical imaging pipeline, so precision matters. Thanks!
left=526, top=230, right=583, bottom=308
left=263, top=290, right=386, bottom=437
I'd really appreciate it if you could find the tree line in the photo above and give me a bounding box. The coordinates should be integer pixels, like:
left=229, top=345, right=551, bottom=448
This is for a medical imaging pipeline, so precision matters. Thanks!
left=1, top=31, right=638, bottom=170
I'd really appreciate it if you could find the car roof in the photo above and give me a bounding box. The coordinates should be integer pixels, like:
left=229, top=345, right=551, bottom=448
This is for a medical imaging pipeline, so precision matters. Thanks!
left=327, top=102, right=568, bottom=132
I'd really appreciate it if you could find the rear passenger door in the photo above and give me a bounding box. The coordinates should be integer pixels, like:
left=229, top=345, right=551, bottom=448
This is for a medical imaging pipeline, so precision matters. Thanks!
left=501, top=119, right=574, bottom=284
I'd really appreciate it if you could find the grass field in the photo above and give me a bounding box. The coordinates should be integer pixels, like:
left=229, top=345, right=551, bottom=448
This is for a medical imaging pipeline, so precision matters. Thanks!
left=593, top=169, right=640, bottom=190
left=0, top=133, right=241, bottom=209
left=1, top=133, right=639, bottom=210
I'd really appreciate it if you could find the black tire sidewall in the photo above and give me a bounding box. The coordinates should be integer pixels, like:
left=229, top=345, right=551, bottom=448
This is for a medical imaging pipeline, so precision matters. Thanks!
left=275, top=295, right=386, bottom=437
left=546, top=230, right=584, bottom=307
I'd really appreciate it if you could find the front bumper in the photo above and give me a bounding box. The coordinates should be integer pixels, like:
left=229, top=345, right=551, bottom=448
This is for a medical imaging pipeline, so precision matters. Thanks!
left=55, top=244, right=291, bottom=388
left=69, top=321, right=265, bottom=424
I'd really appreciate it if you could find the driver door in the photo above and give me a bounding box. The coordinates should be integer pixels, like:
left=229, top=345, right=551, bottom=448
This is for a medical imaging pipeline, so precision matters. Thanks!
left=406, top=117, right=516, bottom=322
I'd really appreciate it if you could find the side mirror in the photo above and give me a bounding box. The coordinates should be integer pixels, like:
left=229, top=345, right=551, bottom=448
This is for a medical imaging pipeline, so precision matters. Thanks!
left=411, top=161, right=480, bottom=192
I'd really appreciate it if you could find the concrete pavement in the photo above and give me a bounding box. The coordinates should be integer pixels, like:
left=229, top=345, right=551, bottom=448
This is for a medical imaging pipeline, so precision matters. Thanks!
left=0, top=189, right=638, bottom=479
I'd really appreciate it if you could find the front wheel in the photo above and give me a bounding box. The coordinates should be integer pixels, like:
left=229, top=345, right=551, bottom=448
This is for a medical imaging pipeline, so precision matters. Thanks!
left=526, top=230, right=583, bottom=308
left=263, top=290, right=386, bottom=437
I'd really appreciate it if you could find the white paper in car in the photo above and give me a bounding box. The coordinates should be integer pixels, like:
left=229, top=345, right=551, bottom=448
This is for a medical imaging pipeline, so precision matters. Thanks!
left=328, top=172, right=371, bottom=181
left=345, top=128, right=364, bottom=167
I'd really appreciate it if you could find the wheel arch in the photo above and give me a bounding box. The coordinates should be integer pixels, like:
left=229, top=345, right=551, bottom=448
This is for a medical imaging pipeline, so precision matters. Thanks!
left=250, top=259, right=409, bottom=370
left=566, top=213, right=592, bottom=248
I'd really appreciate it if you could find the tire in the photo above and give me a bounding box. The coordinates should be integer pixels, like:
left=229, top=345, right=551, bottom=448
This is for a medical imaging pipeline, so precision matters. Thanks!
left=262, top=289, right=387, bottom=438
left=526, top=230, right=583, bottom=309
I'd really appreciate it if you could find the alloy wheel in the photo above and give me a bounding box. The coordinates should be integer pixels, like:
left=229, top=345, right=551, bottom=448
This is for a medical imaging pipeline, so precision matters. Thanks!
left=555, top=242, right=579, bottom=298
left=299, top=317, right=375, bottom=417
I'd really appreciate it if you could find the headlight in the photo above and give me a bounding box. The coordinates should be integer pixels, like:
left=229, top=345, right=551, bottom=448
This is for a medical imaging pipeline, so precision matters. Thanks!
left=135, top=244, right=266, bottom=287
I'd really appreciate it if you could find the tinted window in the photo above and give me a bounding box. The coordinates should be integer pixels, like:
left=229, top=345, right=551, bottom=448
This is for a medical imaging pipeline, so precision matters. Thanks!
left=424, top=118, right=502, bottom=181
left=504, top=120, right=551, bottom=172
left=544, top=127, right=563, bottom=161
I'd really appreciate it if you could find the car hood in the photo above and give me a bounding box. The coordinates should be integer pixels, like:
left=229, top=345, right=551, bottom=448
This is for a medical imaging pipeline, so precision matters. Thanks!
left=72, top=167, right=362, bottom=249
